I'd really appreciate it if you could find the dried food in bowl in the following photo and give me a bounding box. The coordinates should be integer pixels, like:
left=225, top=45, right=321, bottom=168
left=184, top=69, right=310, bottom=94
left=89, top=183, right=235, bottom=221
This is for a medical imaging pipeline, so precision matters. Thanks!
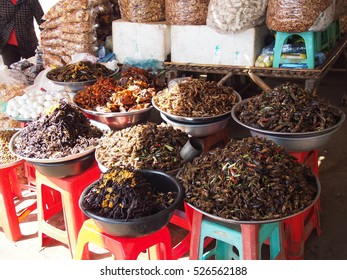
left=10, top=100, right=104, bottom=161
left=46, top=61, right=116, bottom=83
left=178, top=136, right=319, bottom=223
left=79, top=168, right=184, bottom=237
left=231, top=82, right=345, bottom=151
left=95, top=122, right=189, bottom=173
left=73, top=66, right=163, bottom=113
left=232, top=82, right=343, bottom=133
left=30, top=152, right=95, bottom=178
left=152, top=77, right=241, bottom=123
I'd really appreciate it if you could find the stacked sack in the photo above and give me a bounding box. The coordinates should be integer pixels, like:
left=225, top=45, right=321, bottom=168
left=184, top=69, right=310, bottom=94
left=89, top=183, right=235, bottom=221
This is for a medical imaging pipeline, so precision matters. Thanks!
left=266, top=0, right=335, bottom=32
left=40, top=0, right=119, bottom=67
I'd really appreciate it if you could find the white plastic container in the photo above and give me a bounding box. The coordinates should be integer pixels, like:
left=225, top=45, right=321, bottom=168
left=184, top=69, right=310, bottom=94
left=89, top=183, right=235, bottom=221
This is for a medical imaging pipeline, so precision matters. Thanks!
left=171, top=25, right=270, bottom=66
left=112, top=20, right=171, bottom=63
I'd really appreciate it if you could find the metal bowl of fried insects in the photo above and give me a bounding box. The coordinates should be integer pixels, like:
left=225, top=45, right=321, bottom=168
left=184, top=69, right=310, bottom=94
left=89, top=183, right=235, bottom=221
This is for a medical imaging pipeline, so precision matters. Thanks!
left=75, top=105, right=153, bottom=130
left=231, top=100, right=346, bottom=152
left=79, top=170, right=184, bottom=237
left=152, top=91, right=241, bottom=124
left=95, top=154, right=181, bottom=176
left=46, top=66, right=119, bottom=92
left=187, top=175, right=321, bottom=225
left=160, top=112, right=230, bottom=138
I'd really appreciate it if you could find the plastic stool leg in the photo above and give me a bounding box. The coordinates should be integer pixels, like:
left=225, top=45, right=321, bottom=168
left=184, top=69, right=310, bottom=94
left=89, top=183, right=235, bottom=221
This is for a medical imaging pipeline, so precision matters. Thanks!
left=189, top=209, right=203, bottom=260
left=0, top=169, right=22, bottom=241
left=241, top=224, right=260, bottom=260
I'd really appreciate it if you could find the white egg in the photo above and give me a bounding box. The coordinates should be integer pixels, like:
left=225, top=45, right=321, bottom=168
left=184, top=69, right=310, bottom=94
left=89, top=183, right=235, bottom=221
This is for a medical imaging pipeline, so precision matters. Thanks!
left=43, top=101, right=53, bottom=108
left=23, top=111, right=31, bottom=119
left=10, top=110, right=19, bottom=118
left=45, top=94, right=54, bottom=101
left=36, top=106, right=44, bottom=114
left=31, top=112, right=38, bottom=119
left=37, top=96, right=46, bottom=104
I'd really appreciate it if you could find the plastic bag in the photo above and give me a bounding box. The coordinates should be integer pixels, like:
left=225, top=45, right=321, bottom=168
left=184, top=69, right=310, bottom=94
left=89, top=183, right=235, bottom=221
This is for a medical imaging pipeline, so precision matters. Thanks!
left=118, top=0, right=165, bottom=22
left=61, top=31, right=97, bottom=44
left=266, top=0, right=335, bottom=32
left=165, top=0, right=209, bottom=25
left=335, top=0, right=347, bottom=18
left=207, top=0, right=268, bottom=34
left=0, top=65, right=28, bottom=103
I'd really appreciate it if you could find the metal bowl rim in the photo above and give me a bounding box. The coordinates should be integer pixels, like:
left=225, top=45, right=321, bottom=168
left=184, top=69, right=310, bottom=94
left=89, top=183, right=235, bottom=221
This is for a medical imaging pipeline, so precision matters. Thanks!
left=160, top=111, right=231, bottom=127
left=73, top=101, right=153, bottom=117
left=231, top=98, right=346, bottom=138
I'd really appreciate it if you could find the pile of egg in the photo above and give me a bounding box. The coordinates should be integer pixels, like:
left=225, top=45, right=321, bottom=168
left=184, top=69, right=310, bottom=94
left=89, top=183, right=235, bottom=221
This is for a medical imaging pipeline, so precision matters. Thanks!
left=6, top=90, right=74, bottom=120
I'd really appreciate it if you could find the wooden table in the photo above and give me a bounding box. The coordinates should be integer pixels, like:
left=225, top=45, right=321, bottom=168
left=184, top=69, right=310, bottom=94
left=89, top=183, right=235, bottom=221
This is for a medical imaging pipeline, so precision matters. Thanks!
left=164, top=33, right=347, bottom=96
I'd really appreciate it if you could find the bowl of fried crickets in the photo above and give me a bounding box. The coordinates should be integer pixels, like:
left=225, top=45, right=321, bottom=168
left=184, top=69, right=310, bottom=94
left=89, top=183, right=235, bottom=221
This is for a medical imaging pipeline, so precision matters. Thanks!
left=231, top=82, right=345, bottom=151
left=79, top=168, right=184, bottom=237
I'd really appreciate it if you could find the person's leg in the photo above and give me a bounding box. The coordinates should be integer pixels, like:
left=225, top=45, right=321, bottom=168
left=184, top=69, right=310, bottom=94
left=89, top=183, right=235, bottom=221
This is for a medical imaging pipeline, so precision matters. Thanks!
left=1, top=44, right=21, bottom=67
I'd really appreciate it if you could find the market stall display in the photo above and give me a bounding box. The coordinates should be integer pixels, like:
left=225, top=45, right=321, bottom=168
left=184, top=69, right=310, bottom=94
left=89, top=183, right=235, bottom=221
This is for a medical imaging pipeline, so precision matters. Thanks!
left=178, top=136, right=320, bottom=222
left=95, top=122, right=189, bottom=173
left=79, top=167, right=183, bottom=237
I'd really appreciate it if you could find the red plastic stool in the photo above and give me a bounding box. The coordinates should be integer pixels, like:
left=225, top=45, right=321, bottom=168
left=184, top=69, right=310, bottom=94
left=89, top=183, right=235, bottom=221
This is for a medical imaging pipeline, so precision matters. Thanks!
left=284, top=150, right=321, bottom=259
left=35, top=161, right=101, bottom=258
left=0, top=160, right=36, bottom=241
left=290, top=150, right=319, bottom=176
left=74, top=219, right=172, bottom=260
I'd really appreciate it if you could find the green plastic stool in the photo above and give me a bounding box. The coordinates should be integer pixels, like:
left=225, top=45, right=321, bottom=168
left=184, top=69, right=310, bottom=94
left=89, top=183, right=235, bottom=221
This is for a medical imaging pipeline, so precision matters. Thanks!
left=272, top=31, right=317, bottom=69
left=199, top=219, right=284, bottom=260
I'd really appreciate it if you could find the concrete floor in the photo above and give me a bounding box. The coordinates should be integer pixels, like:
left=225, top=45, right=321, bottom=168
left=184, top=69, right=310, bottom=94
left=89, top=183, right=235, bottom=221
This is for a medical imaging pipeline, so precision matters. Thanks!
left=0, top=70, right=346, bottom=260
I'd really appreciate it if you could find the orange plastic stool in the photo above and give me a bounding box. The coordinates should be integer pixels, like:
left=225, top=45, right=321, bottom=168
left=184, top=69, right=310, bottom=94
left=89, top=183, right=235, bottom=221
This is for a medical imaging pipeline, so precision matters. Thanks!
left=0, top=161, right=36, bottom=241
left=284, top=150, right=321, bottom=259
left=74, top=219, right=172, bottom=260
left=35, top=161, right=101, bottom=258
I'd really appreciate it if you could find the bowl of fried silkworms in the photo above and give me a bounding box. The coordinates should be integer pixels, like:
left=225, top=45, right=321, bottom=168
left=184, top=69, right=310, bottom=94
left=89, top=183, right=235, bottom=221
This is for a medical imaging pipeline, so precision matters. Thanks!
left=178, top=136, right=320, bottom=224
left=9, top=100, right=108, bottom=177
left=231, top=82, right=345, bottom=151
left=79, top=167, right=183, bottom=237
left=152, top=77, right=241, bottom=124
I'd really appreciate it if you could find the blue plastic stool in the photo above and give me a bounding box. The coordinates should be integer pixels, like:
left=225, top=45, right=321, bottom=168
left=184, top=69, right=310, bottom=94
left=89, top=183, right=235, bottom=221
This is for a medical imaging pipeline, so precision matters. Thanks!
left=273, top=31, right=317, bottom=69
left=199, top=219, right=284, bottom=260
